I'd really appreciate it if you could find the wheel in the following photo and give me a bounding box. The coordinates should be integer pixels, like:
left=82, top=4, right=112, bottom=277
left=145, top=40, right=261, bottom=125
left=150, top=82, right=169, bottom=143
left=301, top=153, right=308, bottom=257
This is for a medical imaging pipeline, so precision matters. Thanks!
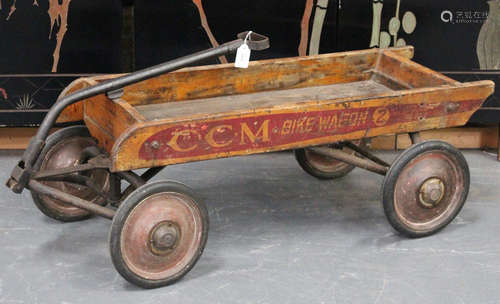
left=31, top=126, right=110, bottom=222
left=109, top=181, right=209, bottom=288
left=295, top=140, right=366, bottom=180
left=382, top=141, right=469, bottom=238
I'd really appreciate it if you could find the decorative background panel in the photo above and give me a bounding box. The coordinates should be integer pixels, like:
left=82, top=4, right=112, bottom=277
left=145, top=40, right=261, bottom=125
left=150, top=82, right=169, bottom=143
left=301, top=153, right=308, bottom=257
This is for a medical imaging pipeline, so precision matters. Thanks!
left=0, top=0, right=498, bottom=126
left=0, top=75, right=75, bottom=126
left=0, top=0, right=122, bottom=73
left=411, top=0, right=488, bottom=71
left=134, top=0, right=498, bottom=71
left=134, top=0, right=325, bottom=68
left=202, top=0, right=309, bottom=61
left=342, top=0, right=490, bottom=71
left=0, top=0, right=122, bottom=126
left=134, top=0, right=216, bottom=68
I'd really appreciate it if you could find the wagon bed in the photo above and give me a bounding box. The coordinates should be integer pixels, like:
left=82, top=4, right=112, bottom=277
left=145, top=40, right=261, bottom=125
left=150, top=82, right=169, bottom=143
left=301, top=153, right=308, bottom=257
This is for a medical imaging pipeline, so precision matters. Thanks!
left=56, top=46, right=493, bottom=172
left=135, top=80, right=392, bottom=120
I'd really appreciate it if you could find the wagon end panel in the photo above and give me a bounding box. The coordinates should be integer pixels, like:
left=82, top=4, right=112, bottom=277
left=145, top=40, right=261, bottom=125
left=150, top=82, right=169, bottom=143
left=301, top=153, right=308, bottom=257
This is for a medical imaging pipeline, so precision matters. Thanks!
left=83, top=94, right=145, bottom=153
left=373, top=49, right=459, bottom=90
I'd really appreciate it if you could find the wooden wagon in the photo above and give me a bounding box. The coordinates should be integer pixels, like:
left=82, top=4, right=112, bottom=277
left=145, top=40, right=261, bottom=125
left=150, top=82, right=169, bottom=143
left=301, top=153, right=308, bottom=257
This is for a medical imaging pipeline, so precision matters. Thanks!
left=6, top=32, right=494, bottom=288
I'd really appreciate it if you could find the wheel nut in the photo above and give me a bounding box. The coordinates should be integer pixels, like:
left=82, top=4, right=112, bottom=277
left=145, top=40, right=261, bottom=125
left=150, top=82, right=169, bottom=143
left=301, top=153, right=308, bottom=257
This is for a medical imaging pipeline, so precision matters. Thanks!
left=151, top=141, right=160, bottom=149
left=419, top=178, right=445, bottom=208
left=150, top=221, right=179, bottom=255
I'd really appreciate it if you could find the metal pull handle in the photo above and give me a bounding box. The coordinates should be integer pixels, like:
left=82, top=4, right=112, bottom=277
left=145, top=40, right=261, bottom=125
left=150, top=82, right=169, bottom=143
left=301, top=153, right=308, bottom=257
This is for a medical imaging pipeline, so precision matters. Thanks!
left=237, top=31, right=270, bottom=51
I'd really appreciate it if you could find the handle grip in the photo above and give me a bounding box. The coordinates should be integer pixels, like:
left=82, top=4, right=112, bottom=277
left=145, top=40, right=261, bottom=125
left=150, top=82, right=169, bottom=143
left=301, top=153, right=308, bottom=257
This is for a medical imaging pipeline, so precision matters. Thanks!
left=237, top=31, right=270, bottom=51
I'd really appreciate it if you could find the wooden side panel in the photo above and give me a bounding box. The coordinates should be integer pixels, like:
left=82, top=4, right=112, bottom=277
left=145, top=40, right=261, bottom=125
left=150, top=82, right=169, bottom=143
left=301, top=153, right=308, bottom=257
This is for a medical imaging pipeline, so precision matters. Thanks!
left=121, top=49, right=381, bottom=106
left=110, top=80, right=494, bottom=172
left=83, top=96, right=144, bottom=152
left=376, top=50, right=459, bottom=89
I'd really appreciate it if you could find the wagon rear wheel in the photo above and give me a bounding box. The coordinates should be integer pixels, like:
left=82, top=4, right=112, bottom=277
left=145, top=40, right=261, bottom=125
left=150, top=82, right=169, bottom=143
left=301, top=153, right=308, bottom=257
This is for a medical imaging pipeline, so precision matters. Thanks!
left=382, top=141, right=469, bottom=238
left=109, top=181, right=209, bottom=288
left=31, top=126, right=110, bottom=222
left=295, top=140, right=367, bottom=179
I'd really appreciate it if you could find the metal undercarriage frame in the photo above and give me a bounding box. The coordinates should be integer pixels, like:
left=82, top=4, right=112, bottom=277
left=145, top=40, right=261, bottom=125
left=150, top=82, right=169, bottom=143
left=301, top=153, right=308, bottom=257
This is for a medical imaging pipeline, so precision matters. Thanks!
left=25, top=137, right=415, bottom=220
left=29, top=155, right=166, bottom=219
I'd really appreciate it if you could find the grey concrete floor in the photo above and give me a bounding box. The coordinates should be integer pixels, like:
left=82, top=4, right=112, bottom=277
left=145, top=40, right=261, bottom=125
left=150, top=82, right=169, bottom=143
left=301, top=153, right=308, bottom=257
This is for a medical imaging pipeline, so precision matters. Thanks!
left=1, top=149, right=500, bottom=303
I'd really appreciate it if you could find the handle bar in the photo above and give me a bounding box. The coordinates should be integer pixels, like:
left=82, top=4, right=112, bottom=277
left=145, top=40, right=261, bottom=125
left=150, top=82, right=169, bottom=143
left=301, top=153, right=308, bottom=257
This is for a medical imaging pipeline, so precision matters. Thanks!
left=6, top=31, right=270, bottom=193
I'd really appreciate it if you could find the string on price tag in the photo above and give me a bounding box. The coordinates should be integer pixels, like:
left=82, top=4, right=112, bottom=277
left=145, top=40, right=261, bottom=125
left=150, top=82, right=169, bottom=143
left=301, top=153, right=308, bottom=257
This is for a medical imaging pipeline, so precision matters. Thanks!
left=235, top=31, right=252, bottom=68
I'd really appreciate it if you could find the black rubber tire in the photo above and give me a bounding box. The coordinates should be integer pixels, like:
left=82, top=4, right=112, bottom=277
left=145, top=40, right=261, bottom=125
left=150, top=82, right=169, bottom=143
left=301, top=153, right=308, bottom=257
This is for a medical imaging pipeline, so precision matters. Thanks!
left=31, top=125, right=108, bottom=222
left=295, top=140, right=366, bottom=180
left=382, top=140, right=470, bottom=238
left=109, top=181, right=209, bottom=289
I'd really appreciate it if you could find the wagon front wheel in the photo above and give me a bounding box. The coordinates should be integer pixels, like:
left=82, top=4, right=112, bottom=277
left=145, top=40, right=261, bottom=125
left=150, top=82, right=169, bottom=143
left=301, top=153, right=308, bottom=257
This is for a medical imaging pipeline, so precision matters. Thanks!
left=382, top=141, right=469, bottom=238
left=109, top=181, right=209, bottom=288
left=31, top=126, right=110, bottom=222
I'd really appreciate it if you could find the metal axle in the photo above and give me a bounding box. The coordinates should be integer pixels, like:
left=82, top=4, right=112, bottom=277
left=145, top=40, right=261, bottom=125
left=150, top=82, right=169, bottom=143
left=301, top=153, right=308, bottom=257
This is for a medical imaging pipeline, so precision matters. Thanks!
left=309, top=146, right=389, bottom=175
left=29, top=180, right=116, bottom=219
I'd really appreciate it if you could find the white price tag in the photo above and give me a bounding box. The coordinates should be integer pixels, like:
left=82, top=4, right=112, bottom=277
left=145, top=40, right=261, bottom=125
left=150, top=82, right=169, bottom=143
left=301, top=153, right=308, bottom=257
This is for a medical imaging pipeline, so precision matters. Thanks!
left=235, top=44, right=251, bottom=68
left=235, top=31, right=253, bottom=69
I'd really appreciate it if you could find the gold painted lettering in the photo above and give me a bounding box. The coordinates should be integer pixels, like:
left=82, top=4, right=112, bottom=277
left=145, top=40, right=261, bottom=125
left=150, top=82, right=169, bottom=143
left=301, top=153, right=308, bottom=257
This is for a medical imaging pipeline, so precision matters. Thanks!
left=205, top=125, right=233, bottom=148
left=339, top=112, right=349, bottom=126
left=281, top=120, right=293, bottom=135
left=349, top=112, right=358, bottom=126
left=328, top=114, right=338, bottom=129
left=359, top=110, right=368, bottom=125
left=295, top=117, right=307, bottom=133
left=240, top=120, right=270, bottom=144
left=305, top=117, right=316, bottom=132
left=319, top=116, right=331, bottom=131
left=168, top=130, right=199, bottom=152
